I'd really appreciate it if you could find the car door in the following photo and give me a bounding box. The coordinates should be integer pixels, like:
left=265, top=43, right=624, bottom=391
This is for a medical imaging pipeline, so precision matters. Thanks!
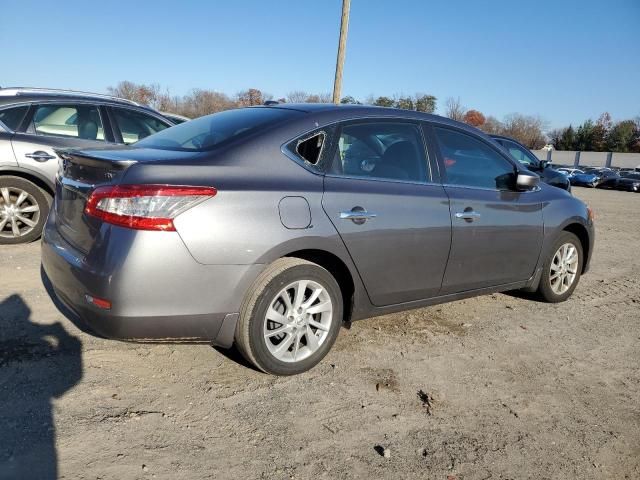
left=321, top=120, right=451, bottom=306
left=429, top=124, right=544, bottom=293
left=0, top=105, right=30, bottom=168
left=10, top=102, right=111, bottom=183
left=107, top=106, right=171, bottom=145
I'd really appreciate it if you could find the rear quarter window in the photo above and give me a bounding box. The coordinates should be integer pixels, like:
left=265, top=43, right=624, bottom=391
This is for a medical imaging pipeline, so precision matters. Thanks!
left=0, top=105, right=29, bottom=130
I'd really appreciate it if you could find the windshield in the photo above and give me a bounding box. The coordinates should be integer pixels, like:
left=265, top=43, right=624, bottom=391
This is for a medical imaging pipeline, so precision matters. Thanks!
left=134, top=107, right=302, bottom=151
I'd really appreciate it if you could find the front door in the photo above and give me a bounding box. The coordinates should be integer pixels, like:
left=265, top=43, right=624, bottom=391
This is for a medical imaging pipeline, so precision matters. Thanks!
left=431, top=125, right=544, bottom=293
left=322, top=120, right=451, bottom=306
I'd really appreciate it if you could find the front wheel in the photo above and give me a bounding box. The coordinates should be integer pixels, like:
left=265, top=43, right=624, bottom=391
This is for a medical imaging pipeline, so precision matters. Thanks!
left=0, top=176, right=51, bottom=244
left=536, top=232, right=583, bottom=303
left=235, top=258, right=343, bottom=375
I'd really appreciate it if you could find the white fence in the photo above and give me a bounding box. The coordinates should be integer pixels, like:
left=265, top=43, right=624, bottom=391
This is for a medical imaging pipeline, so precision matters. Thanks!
left=531, top=150, right=640, bottom=169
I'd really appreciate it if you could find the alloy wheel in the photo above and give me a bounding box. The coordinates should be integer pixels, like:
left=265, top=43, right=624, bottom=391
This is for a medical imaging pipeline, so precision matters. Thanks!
left=549, top=243, right=579, bottom=295
left=263, top=280, right=333, bottom=363
left=0, top=187, right=41, bottom=239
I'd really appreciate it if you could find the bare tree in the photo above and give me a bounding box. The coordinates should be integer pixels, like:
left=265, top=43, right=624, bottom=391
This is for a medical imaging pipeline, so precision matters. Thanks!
left=180, top=89, right=237, bottom=118
left=444, top=97, right=466, bottom=121
left=501, top=113, right=547, bottom=149
left=287, top=90, right=311, bottom=103
left=237, top=88, right=264, bottom=107
left=107, top=81, right=162, bottom=108
left=478, top=116, right=503, bottom=134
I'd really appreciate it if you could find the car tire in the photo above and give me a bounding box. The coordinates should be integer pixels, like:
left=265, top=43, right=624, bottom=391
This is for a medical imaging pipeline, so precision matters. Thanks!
left=0, top=176, right=50, bottom=245
left=536, top=231, right=583, bottom=303
left=235, top=257, right=343, bottom=375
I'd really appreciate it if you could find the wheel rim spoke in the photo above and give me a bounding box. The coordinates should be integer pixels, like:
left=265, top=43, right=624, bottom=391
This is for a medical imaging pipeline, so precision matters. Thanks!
left=305, top=325, right=320, bottom=351
left=293, top=280, right=308, bottom=310
left=0, top=188, right=10, bottom=204
left=16, top=214, right=36, bottom=227
left=265, top=325, right=290, bottom=338
left=18, top=205, right=39, bottom=213
left=307, top=301, right=331, bottom=315
left=10, top=218, right=20, bottom=236
left=15, top=191, right=28, bottom=207
left=308, top=319, right=329, bottom=332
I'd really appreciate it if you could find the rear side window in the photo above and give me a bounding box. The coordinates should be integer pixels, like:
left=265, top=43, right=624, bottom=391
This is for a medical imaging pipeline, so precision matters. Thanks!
left=32, top=104, right=105, bottom=141
left=112, top=108, right=170, bottom=144
left=0, top=105, right=28, bottom=130
left=434, top=127, right=515, bottom=190
left=331, top=122, right=429, bottom=183
left=135, top=107, right=303, bottom=151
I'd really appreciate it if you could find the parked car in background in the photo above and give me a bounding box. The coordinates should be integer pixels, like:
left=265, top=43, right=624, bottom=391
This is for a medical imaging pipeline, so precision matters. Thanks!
left=490, top=135, right=571, bottom=191
left=42, top=104, right=595, bottom=375
left=0, top=87, right=176, bottom=244
left=557, top=168, right=599, bottom=188
left=597, top=171, right=640, bottom=192
left=161, top=112, right=190, bottom=124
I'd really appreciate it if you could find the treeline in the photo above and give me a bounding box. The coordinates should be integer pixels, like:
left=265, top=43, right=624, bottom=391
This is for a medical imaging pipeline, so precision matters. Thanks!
left=107, top=81, right=546, bottom=149
left=548, top=113, right=640, bottom=153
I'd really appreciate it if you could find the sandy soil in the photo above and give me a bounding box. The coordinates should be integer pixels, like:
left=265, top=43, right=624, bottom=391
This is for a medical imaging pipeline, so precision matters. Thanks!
left=1, top=188, right=638, bottom=480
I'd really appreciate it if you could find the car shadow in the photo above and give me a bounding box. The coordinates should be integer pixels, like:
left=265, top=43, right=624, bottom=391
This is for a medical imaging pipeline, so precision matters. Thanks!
left=0, top=294, right=83, bottom=480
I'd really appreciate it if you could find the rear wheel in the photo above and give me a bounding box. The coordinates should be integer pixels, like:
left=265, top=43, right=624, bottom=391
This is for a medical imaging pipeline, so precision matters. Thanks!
left=235, top=258, right=343, bottom=375
left=536, top=232, right=583, bottom=303
left=0, top=176, right=50, bottom=244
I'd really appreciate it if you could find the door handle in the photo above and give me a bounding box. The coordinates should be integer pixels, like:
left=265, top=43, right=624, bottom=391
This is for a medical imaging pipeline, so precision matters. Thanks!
left=340, top=208, right=377, bottom=225
left=25, top=151, right=56, bottom=162
left=455, top=211, right=481, bottom=221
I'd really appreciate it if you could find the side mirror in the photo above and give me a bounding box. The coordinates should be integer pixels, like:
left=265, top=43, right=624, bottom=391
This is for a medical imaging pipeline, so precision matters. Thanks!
left=539, top=160, right=549, bottom=169
left=516, top=170, right=540, bottom=191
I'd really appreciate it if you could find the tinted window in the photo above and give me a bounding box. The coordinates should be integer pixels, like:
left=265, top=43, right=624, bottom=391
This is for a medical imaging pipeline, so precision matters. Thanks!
left=112, top=108, right=170, bottom=144
left=434, top=127, right=515, bottom=189
left=135, top=107, right=302, bottom=151
left=331, top=122, right=428, bottom=182
left=0, top=105, right=28, bottom=130
left=33, top=104, right=104, bottom=140
left=503, top=140, right=539, bottom=167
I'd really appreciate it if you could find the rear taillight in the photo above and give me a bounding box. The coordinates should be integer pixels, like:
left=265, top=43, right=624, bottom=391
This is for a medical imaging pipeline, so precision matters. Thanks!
left=84, top=184, right=216, bottom=231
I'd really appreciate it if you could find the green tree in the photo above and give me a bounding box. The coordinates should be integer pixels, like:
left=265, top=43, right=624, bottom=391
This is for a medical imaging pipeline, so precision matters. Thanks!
left=340, top=95, right=360, bottom=104
left=607, top=120, right=637, bottom=152
left=558, top=126, right=576, bottom=150
left=394, top=97, right=414, bottom=110
left=414, top=94, right=436, bottom=113
left=575, top=120, right=595, bottom=151
left=373, top=96, right=394, bottom=108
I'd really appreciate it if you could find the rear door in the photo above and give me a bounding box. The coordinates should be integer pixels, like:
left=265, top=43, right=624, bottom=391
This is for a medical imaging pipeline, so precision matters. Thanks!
left=429, top=125, right=544, bottom=293
left=321, top=119, right=451, bottom=306
left=11, top=102, right=111, bottom=183
left=107, top=107, right=171, bottom=145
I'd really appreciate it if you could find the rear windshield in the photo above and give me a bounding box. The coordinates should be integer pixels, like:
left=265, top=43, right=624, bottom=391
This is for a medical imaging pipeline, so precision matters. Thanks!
left=134, top=107, right=302, bottom=151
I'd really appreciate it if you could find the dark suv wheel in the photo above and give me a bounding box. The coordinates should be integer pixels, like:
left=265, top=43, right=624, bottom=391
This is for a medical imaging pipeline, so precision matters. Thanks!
left=0, top=176, right=51, bottom=244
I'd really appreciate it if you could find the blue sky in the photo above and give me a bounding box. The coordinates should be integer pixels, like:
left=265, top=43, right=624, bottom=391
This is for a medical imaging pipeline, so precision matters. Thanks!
left=1, top=0, right=638, bottom=128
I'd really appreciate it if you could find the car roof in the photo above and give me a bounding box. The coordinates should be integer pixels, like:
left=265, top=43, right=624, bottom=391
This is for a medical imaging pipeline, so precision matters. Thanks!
left=0, top=87, right=154, bottom=110
left=264, top=103, right=488, bottom=135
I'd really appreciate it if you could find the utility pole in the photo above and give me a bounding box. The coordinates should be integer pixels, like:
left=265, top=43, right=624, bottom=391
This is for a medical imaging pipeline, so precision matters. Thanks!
left=332, top=0, right=351, bottom=104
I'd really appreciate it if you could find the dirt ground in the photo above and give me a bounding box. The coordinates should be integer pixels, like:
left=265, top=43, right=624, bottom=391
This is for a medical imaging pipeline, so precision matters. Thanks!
left=1, top=188, right=638, bottom=480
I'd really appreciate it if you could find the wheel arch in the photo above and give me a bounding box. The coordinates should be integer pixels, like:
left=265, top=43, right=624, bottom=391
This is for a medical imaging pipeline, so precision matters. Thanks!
left=284, top=248, right=355, bottom=324
left=0, top=167, right=55, bottom=198
left=562, top=222, right=590, bottom=273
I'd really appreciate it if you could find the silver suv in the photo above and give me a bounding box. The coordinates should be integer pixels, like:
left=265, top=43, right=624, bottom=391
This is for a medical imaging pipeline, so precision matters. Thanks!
left=0, top=87, right=176, bottom=244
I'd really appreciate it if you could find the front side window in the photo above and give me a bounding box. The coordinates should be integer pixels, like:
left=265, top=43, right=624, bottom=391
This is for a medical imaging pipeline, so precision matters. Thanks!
left=434, top=127, right=515, bottom=190
left=0, top=105, right=29, bottom=130
left=331, top=122, right=428, bottom=182
left=503, top=140, right=539, bottom=168
left=33, top=104, right=104, bottom=140
left=112, top=108, right=170, bottom=144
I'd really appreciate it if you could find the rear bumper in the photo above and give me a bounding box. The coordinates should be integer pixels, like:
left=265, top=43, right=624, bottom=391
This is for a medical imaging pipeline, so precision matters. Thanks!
left=41, top=209, right=262, bottom=346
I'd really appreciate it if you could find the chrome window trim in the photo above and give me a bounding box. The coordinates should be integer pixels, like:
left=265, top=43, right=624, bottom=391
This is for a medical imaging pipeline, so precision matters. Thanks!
left=325, top=172, right=441, bottom=187
left=442, top=183, right=542, bottom=194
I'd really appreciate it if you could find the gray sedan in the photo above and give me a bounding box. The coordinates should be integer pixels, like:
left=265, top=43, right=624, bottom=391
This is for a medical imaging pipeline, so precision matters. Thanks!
left=41, top=104, right=595, bottom=375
